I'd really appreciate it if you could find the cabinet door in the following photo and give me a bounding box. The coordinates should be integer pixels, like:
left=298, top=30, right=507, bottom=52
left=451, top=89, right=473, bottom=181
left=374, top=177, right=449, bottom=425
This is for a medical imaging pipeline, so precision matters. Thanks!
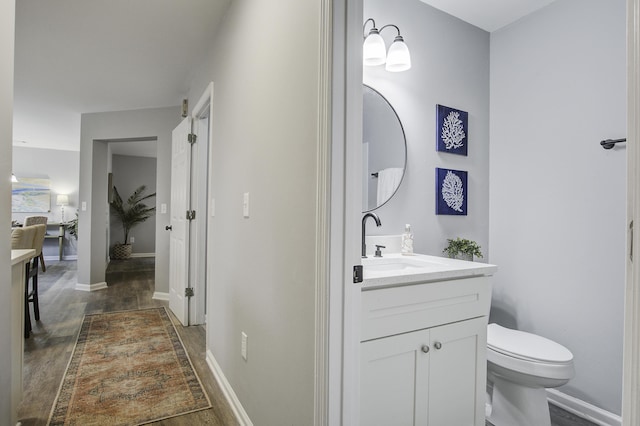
left=428, top=317, right=487, bottom=426
left=361, top=330, right=430, bottom=426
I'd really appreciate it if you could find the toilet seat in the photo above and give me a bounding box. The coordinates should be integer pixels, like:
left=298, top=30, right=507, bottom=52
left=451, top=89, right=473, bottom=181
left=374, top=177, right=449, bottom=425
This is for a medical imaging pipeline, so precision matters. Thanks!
left=488, top=323, right=573, bottom=363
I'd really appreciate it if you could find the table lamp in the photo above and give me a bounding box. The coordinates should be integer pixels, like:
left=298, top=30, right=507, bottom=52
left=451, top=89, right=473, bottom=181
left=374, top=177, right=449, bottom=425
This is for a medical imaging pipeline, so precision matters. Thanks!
left=56, top=194, right=69, bottom=223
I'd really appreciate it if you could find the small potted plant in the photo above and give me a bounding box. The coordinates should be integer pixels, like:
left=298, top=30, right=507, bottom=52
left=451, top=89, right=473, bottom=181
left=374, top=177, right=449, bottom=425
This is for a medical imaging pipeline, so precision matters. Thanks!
left=443, top=237, right=483, bottom=261
left=110, top=185, right=156, bottom=259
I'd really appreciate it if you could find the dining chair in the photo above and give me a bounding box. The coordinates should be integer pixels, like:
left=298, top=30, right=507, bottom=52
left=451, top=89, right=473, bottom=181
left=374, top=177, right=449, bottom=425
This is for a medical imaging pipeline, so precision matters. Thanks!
left=11, top=224, right=45, bottom=338
left=23, top=216, right=48, bottom=272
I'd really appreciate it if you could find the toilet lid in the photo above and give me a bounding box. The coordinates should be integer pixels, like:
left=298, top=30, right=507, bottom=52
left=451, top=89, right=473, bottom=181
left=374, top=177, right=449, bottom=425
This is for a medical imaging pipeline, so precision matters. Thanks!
left=487, top=323, right=573, bottom=363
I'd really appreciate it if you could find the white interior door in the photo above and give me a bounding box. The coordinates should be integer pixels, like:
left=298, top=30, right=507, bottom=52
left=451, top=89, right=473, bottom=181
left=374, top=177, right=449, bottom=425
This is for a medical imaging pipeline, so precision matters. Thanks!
left=189, top=82, right=214, bottom=326
left=169, top=116, right=192, bottom=326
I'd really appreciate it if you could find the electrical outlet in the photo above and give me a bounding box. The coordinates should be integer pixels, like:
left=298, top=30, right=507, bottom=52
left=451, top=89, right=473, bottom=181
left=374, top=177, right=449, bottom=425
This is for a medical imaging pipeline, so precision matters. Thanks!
left=160, top=203, right=167, bottom=214
left=130, top=236, right=135, bottom=243
left=81, top=201, right=87, bottom=211
left=241, top=332, right=248, bottom=361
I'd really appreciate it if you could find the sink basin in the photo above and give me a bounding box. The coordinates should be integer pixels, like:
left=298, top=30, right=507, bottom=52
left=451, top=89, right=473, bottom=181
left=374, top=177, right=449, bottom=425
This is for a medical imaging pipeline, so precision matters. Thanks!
left=360, top=253, right=497, bottom=289
left=363, top=256, right=446, bottom=272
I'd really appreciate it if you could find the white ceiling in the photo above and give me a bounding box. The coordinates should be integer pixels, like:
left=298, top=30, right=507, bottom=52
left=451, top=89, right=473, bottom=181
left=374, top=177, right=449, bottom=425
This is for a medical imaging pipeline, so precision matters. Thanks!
left=13, top=0, right=231, bottom=153
left=419, top=0, right=558, bottom=32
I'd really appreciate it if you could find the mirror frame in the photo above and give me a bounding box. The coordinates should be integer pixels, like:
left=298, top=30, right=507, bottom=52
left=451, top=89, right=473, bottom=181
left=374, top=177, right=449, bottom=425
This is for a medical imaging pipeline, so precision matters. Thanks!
left=363, top=84, right=408, bottom=212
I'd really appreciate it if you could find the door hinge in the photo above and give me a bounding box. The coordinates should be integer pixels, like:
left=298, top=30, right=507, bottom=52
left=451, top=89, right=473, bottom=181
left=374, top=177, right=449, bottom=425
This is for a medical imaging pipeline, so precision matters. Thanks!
left=353, top=265, right=363, bottom=284
left=186, top=210, right=196, bottom=220
left=185, top=287, right=194, bottom=297
left=188, top=133, right=197, bottom=144
left=630, top=220, right=634, bottom=262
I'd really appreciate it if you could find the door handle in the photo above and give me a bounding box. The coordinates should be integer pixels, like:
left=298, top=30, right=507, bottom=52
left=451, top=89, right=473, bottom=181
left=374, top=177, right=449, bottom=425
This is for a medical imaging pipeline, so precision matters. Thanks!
left=165, top=225, right=172, bottom=231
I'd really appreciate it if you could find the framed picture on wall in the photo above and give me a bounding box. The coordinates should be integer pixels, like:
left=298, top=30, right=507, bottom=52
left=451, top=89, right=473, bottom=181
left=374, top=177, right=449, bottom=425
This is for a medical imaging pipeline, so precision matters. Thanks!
left=436, top=104, right=468, bottom=156
left=436, top=168, right=467, bottom=215
left=11, top=177, right=51, bottom=212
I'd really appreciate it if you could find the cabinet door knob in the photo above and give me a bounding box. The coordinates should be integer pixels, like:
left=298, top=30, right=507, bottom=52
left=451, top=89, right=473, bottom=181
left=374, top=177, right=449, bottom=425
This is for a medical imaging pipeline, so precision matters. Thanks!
left=434, top=342, right=442, bottom=350
left=421, top=345, right=430, bottom=353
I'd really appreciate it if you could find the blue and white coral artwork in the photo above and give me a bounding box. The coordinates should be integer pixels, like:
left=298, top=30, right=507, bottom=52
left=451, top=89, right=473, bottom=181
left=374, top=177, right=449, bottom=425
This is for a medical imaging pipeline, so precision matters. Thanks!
left=436, top=168, right=467, bottom=215
left=436, top=104, right=468, bottom=156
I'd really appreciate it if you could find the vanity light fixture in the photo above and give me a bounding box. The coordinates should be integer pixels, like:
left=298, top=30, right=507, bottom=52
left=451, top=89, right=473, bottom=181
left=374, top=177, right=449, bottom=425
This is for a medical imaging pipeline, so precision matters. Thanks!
left=363, top=18, right=411, bottom=72
left=11, top=173, right=18, bottom=183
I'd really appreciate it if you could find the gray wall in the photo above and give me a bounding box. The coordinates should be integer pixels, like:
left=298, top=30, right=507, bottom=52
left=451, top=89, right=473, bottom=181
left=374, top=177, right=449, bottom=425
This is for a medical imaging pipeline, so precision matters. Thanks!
left=78, top=107, right=180, bottom=292
left=0, top=0, right=15, bottom=422
left=12, top=146, right=79, bottom=259
left=110, top=154, right=157, bottom=254
left=186, top=0, right=323, bottom=423
left=363, top=0, right=491, bottom=259
left=489, top=0, right=626, bottom=415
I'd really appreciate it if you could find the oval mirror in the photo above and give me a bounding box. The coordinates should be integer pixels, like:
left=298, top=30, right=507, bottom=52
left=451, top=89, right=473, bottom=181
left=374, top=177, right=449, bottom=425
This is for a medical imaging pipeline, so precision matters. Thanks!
left=362, top=85, right=407, bottom=212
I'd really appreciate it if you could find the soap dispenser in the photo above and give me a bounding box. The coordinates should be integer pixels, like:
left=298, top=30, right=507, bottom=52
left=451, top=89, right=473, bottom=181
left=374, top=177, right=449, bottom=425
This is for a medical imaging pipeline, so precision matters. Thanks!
left=401, top=224, right=414, bottom=255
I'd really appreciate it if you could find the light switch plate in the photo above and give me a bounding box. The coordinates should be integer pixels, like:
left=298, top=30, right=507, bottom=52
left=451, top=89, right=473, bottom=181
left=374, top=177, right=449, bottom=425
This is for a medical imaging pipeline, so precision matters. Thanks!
left=241, top=331, right=248, bottom=360
left=160, top=203, right=167, bottom=214
left=81, top=201, right=87, bottom=211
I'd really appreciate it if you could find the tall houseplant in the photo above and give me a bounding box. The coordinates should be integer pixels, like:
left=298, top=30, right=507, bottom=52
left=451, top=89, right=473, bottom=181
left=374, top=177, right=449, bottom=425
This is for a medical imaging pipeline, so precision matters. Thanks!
left=110, top=185, right=156, bottom=259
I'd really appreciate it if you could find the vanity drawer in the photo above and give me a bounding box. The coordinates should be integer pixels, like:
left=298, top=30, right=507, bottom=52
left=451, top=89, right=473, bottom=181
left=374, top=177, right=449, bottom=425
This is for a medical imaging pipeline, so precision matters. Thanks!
left=361, top=276, right=491, bottom=341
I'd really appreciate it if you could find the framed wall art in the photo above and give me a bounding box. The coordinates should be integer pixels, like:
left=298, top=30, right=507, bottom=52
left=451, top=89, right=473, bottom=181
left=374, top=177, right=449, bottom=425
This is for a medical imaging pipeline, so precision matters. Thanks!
left=436, top=104, right=468, bottom=156
left=436, top=168, right=467, bottom=215
left=12, top=177, right=51, bottom=212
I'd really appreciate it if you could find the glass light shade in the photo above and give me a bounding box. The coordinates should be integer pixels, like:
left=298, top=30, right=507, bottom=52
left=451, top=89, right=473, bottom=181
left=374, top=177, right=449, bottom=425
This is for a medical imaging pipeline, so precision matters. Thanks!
left=56, top=194, right=69, bottom=206
left=385, top=38, right=411, bottom=72
left=363, top=32, right=387, bottom=66
left=11, top=174, right=18, bottom=183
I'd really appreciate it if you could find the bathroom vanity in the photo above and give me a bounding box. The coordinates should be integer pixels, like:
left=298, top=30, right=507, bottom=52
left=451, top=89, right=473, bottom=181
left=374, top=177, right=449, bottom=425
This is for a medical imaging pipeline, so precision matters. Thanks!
left=360, top=253, right=496, bottom=426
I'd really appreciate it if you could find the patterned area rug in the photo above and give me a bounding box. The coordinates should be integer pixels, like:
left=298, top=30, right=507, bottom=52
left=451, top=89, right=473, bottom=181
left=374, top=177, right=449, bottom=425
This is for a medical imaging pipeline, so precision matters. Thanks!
left=48, top=307, right=210, bottom=425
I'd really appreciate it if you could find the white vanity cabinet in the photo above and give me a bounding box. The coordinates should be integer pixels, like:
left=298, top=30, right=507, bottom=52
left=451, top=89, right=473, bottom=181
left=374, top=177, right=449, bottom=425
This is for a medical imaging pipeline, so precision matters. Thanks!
left=360, top=274, right=492, bottom=426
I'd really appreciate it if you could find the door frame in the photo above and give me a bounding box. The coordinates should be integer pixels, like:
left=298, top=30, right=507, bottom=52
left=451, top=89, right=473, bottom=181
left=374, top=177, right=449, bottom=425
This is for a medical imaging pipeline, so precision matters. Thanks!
left=623, top=0, right=640, bottom=424
left=190, top=82, right=214, bottom=326
left=326, top=0, right=363, bottom=424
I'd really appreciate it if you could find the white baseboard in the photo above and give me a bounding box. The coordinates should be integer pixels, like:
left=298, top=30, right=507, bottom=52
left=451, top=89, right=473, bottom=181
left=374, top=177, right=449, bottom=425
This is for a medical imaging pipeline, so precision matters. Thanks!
left=75, top=282, right=107, bottom=292
left=547, top=389, right=621, bottom=426
left=152, top=292, right=169, bottom=301
left=205, top=349, right=252, bottom=426
left=130, top=253, right=155, bottom=258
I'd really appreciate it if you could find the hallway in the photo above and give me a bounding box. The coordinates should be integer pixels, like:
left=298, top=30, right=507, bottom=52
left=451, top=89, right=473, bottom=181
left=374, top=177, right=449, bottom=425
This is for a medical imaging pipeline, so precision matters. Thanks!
left=18, top=259, right=238, bottom=425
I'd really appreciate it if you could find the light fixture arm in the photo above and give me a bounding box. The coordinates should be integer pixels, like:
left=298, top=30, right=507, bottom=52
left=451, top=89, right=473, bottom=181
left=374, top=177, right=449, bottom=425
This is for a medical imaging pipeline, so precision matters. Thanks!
left=363, top=18, right=378, bottom=39
left=379, top=24, right=402, bottom=38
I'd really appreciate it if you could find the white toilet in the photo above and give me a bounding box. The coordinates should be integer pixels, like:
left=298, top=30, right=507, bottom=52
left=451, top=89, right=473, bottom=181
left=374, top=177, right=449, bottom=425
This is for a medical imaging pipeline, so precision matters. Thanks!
left=486, top=323, right=575, bottom=426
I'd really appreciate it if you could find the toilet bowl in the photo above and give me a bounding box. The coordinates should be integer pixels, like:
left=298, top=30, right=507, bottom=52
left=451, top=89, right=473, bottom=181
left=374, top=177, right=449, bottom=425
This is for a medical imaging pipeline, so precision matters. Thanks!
left=486, top=323, right=574, bottom=426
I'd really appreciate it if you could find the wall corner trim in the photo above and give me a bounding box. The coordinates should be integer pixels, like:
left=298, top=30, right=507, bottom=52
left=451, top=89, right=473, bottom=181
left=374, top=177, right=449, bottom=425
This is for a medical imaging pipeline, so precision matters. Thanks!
left=75, top=282, right=107, bottom=292
left=547, top=388, right=622, bottom=426
left=205, top=349, right=253, bottom=426
left=152, top=292, right=169, bottom=301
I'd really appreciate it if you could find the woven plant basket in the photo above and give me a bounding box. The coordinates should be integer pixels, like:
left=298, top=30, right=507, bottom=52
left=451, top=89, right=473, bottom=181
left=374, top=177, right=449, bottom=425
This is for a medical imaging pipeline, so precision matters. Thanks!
left=112, top=244, right=132, bottom=260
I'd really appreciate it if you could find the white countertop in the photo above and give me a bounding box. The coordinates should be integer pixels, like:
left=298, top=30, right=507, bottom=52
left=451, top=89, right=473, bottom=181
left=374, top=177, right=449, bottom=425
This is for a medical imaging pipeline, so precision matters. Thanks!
left=11, top=249, right=35, bottom=266
left=362, top=253, right=497, bottom=290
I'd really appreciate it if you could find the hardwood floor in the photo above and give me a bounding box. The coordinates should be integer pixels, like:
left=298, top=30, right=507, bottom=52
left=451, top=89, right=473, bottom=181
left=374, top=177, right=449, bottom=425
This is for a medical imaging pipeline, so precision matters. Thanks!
left=18, top=259, right=238, bottom=426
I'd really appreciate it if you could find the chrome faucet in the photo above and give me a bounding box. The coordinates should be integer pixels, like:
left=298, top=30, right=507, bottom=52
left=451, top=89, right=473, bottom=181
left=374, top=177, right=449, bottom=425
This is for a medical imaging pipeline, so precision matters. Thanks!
left=362, top=212, right=382, bottom=258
